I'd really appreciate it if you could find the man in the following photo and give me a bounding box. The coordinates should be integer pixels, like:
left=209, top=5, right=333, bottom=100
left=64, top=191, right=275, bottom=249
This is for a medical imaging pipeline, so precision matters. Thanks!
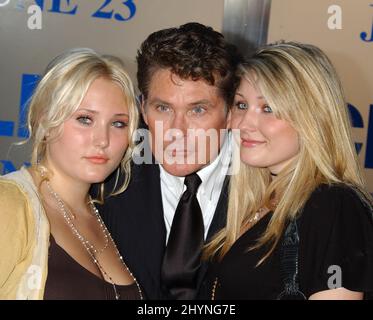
left=99, top=22, right=242, bottom=299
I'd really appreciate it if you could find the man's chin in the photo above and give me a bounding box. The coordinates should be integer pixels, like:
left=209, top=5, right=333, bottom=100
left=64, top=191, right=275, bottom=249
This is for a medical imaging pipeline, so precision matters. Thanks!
left=160, top=162, right=208, bottom=177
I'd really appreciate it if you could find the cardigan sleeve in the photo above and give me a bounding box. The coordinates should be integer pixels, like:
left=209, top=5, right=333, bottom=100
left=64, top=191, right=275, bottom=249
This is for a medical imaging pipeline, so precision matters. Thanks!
left=0, top=179, right=34, bottom=293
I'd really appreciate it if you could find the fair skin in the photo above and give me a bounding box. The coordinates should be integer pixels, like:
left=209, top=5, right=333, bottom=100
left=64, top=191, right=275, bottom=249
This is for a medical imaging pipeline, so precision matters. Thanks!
left=231, top=79, right=299, bottom=175
left=231, top=78, right=362, bottom=300
left=142, top=69, right=231, bottom=177
left=29, top=77, right=134, bottom=285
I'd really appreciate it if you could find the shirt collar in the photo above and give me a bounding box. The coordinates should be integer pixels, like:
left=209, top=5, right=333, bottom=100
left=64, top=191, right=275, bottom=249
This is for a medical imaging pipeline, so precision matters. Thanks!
left=197, top=131, right=231, bottom=199
left=159, top=165, right=184, bottom=196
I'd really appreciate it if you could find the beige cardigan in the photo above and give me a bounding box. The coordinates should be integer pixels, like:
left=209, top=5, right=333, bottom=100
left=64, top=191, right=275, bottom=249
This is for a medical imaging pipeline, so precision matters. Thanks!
left=0, top=167, right=50, bottom=299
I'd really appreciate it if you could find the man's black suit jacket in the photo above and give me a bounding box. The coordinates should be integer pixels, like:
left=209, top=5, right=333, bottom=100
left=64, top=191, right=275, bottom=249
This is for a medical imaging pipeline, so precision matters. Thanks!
left=97, top=162, right=228, bottom=299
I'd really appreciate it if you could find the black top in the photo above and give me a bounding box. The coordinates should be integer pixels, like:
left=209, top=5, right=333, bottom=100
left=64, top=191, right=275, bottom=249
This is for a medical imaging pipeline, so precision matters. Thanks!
left=44, top=236, right=142, bottom=300
left=202, top=184, right=373, bottom=299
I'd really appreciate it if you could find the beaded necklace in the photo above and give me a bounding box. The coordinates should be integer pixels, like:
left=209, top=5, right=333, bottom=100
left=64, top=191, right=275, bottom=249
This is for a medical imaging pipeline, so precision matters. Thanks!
left=42, top=175, right=143, bottom=300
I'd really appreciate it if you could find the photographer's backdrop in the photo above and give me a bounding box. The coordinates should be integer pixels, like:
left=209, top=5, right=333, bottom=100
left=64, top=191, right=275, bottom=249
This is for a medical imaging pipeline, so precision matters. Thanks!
left=1, top=0, right=372, bottom=191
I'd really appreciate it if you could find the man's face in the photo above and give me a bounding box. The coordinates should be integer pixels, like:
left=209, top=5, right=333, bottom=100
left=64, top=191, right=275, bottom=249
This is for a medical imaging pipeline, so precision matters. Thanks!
left=142, top=69, right=230, bottom=177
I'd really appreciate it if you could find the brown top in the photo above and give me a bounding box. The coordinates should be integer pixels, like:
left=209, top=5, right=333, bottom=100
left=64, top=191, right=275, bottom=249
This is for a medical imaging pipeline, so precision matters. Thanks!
left=44, top=236, right=142, bottom=300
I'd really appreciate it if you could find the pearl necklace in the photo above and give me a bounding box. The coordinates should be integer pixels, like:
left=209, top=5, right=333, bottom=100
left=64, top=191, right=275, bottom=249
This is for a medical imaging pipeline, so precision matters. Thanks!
left=45, top=181, right=109, bottom=254
left=84, top=203, right=143, bottom=300
left=44, top=179, right=143, bottom=300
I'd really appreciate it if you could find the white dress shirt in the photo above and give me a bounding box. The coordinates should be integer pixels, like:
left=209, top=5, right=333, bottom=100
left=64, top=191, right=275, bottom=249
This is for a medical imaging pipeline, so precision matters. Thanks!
left=160, top=133, right=232, bottom=244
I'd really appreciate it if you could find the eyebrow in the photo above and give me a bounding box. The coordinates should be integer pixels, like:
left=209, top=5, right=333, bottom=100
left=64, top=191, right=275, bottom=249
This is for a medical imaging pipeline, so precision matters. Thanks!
left=147, top=98, right=169, bottom=106
left=147, top=98, right=213, bottom=107
left=235, top=92, right=265, bottom=100
left=78, top=108, right=129, bottom=117
left=190, top=99, right=212, bottom=106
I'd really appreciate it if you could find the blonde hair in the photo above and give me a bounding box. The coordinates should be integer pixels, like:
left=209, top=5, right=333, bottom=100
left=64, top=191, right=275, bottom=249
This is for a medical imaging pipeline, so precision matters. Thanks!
left=205, top=41, right=370, bottom=263
left=27, top=48, right=139, bottom=202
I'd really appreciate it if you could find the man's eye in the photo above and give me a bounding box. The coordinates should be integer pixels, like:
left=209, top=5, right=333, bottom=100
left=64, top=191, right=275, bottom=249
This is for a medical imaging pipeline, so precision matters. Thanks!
left=263, top=105, right=273, bottom=113
left=235, top=102, right=247, bottom=110
left=156, top=105, right=170, bottom=112
left=192, top=106, right=206, bottom=115
left=76, top=116, right=92, bottom=125
left=112, top=121, right=127, bottom=128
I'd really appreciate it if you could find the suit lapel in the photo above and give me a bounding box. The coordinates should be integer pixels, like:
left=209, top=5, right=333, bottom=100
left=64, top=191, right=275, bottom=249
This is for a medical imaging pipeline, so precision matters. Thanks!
left=206, top=175, right=229, bottom=241
left=196, top=175, right=229, bottom=295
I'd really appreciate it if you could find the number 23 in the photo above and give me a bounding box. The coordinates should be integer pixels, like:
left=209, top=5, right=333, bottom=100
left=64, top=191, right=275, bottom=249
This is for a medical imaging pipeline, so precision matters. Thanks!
left=92, top=0, right=136, bottom=21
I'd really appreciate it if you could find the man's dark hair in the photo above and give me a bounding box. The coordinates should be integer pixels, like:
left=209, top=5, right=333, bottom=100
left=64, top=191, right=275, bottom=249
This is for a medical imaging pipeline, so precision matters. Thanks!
left=136, top=22, right=242, bottom=107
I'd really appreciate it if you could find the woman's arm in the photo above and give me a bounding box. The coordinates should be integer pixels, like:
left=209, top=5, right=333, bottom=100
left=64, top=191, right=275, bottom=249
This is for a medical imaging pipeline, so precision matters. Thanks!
left=309, top=288, right=363, bottom=300
left=0, top=180, right=32, bottom=293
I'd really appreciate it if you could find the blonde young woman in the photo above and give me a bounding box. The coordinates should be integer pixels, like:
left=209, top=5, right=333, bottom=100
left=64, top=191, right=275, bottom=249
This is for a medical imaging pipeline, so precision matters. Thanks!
left=203, top=42, right=373, bottom=300
left=0, top=49, right=142, bottom=299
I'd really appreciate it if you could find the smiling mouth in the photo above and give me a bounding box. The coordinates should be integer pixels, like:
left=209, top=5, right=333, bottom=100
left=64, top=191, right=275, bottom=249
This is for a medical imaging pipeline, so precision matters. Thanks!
left=241, top=139, right=266, bottom=148
left=85, top=157, right=109, bottom=164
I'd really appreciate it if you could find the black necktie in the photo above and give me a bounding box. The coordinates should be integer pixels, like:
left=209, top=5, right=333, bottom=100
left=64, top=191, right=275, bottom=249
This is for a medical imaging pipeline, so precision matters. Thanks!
left=161, top=173, right=204, bottom=299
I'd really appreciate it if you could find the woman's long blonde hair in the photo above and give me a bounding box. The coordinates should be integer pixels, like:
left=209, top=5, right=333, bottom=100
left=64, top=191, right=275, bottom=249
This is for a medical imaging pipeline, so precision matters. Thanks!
left=205, top=41, right=369, bottom=264
left=27, top=48, right=139, bottom=202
